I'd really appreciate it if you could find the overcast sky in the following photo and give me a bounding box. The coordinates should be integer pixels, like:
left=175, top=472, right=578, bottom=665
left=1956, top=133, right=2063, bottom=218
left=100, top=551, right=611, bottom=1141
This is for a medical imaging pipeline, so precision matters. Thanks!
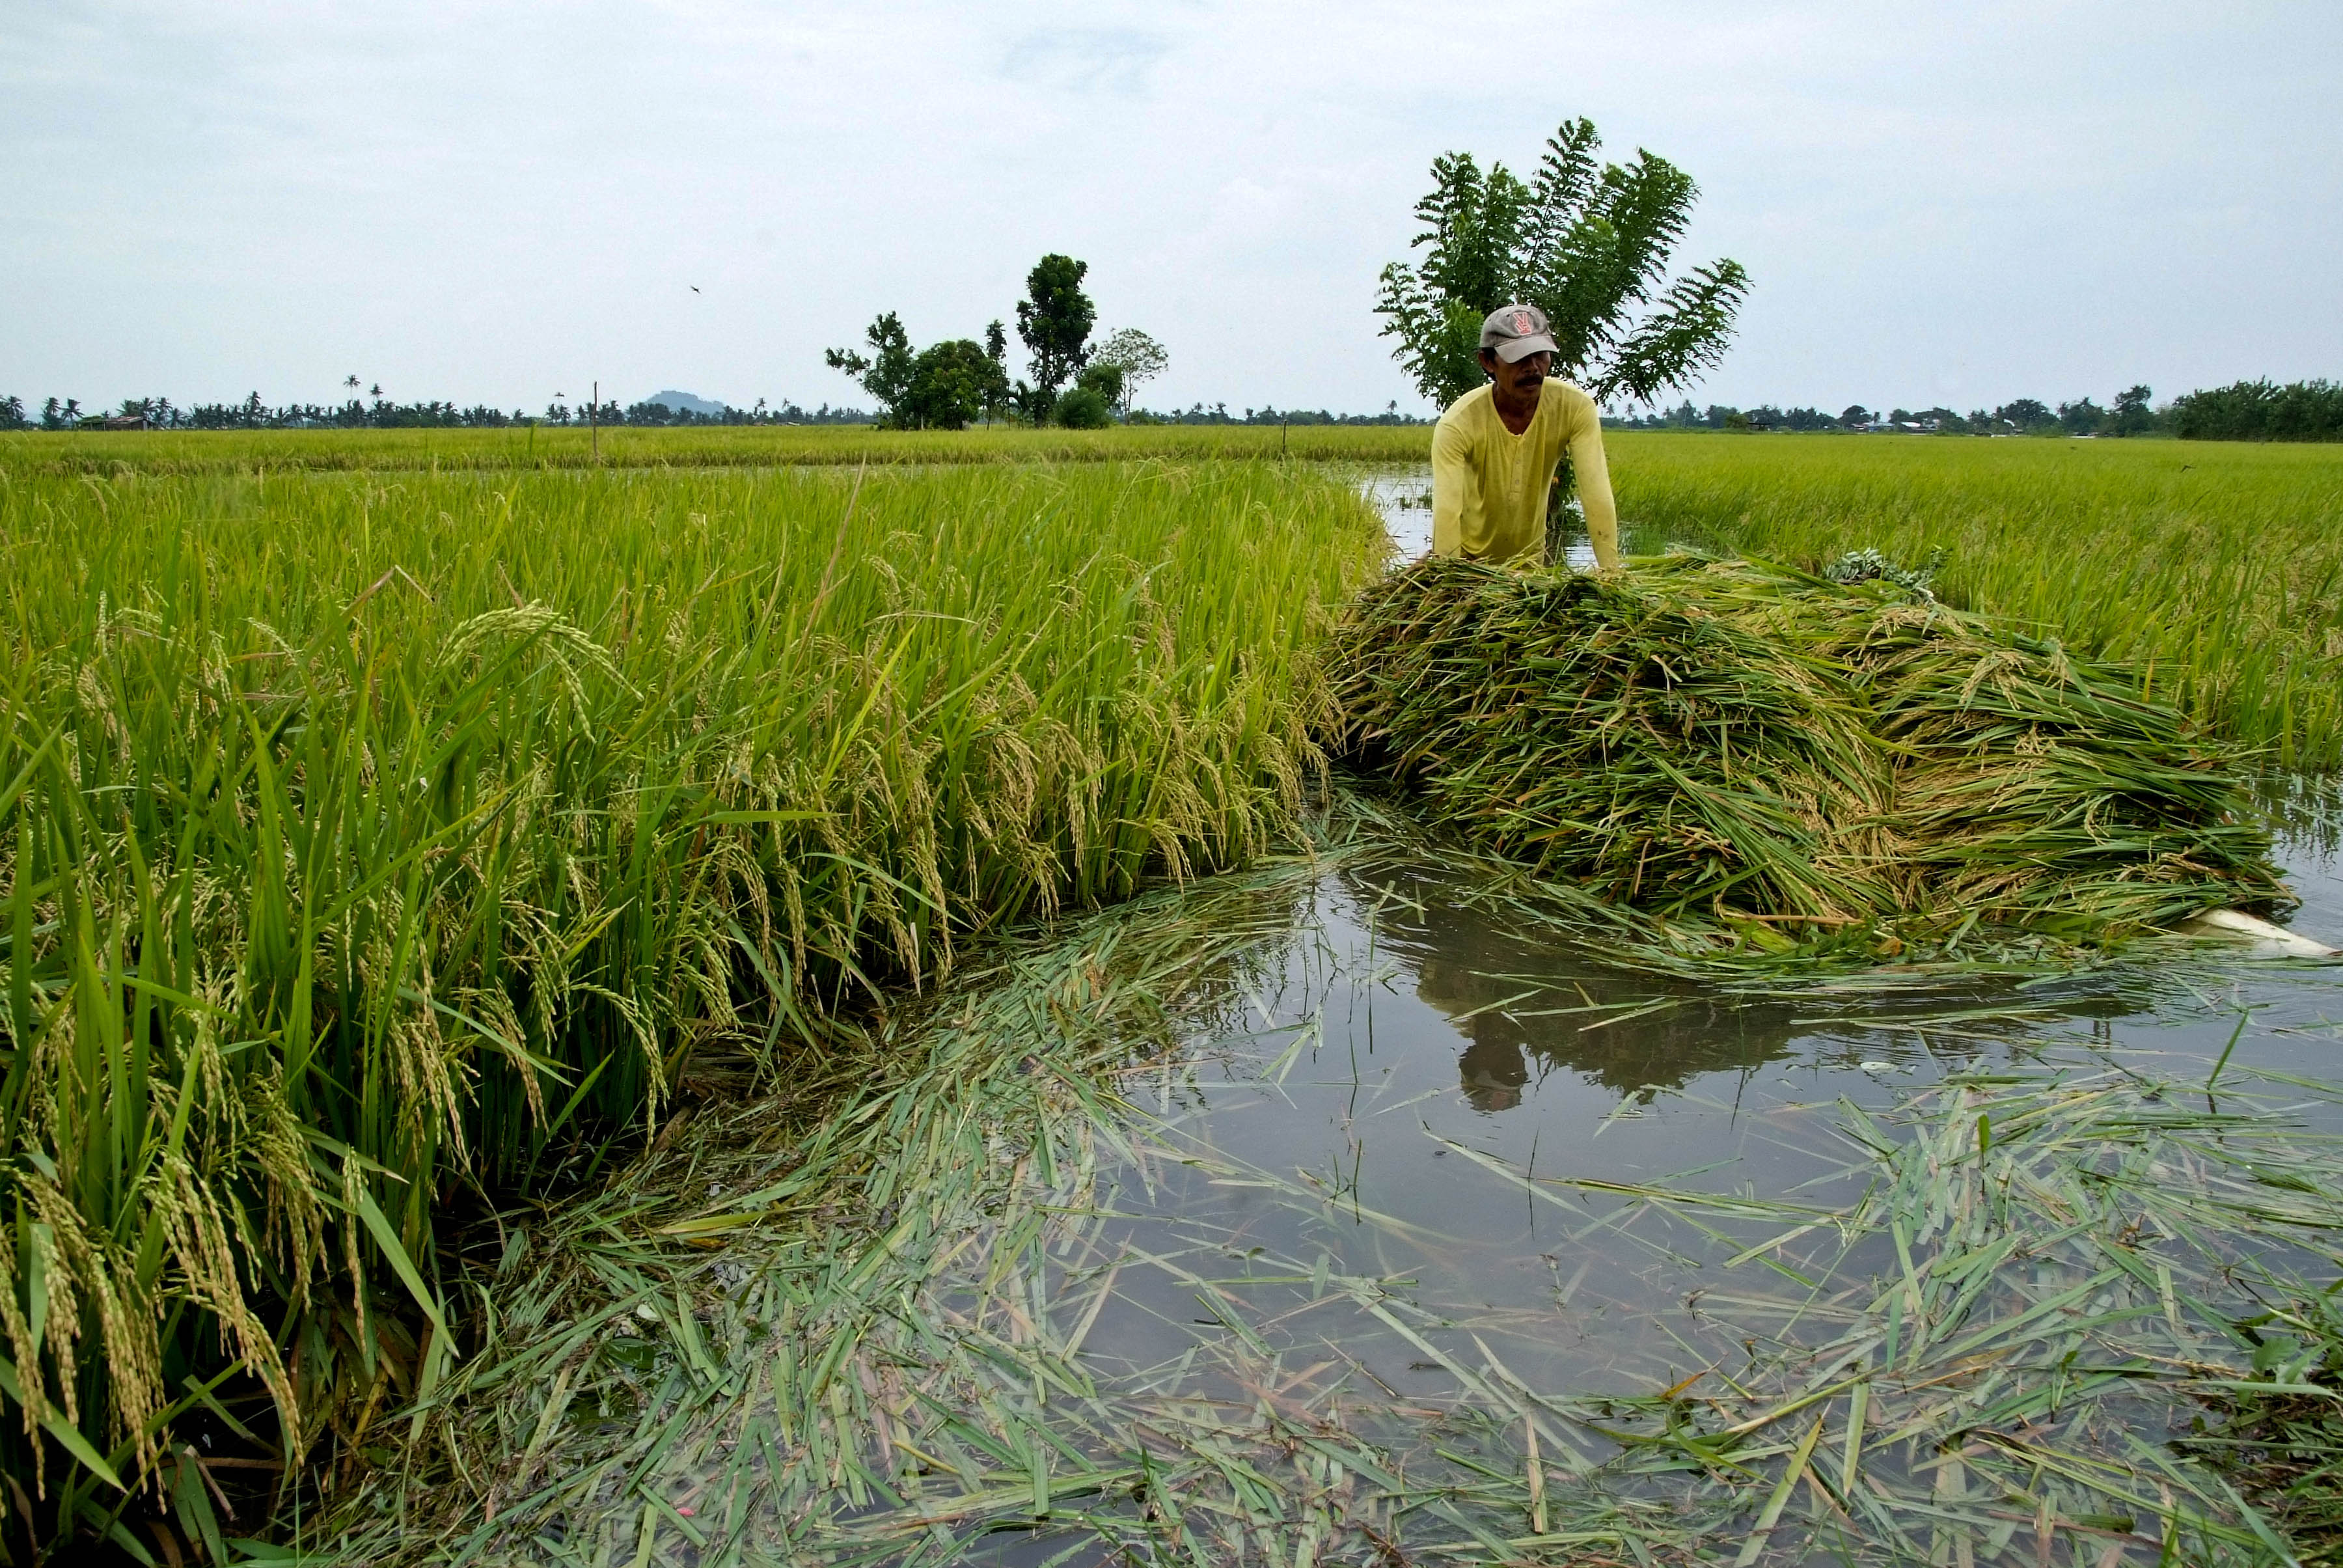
left=5, top=2, right=2337, bottom=418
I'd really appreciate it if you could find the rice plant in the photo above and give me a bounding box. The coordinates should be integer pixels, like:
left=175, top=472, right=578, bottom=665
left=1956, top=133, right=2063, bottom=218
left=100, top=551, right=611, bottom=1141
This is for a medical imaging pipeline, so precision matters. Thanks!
left=1328, top=550, right=2286, bottom=951
left=0, top=458, right=1383, bottom=1554
left=1610, top=432, right=2343, bottom=768
left=0, top=422, right=1434, bottom=480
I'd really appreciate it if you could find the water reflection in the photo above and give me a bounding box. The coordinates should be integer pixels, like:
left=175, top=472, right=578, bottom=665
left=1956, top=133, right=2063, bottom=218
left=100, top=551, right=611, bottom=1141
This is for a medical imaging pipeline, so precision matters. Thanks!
left=1351, top=866, right=1801, bottom=1102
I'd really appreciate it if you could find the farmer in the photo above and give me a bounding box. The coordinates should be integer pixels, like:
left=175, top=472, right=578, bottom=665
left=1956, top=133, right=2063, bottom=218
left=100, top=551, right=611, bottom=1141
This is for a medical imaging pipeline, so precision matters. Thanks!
left=1431, top=303, right=1621, bottom=571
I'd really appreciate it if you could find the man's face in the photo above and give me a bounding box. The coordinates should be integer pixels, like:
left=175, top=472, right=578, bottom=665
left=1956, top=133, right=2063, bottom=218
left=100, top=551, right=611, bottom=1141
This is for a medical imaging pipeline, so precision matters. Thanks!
left=1480, top=346, right=1552, bottom=400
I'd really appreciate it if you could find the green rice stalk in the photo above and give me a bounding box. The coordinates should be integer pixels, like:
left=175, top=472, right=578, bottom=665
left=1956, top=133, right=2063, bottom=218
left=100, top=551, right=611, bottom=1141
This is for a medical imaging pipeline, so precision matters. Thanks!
left=1327, top=551, right=2288, bottom=950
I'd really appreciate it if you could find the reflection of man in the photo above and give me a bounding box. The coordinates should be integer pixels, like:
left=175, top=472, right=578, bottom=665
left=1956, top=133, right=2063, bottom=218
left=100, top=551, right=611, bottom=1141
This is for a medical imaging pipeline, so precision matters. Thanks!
left=1415, top=951, right=1533, bottom=1113
left=1457, top=1036, right=1528, bottom=1113
left=1431, top=303, right=1621, bottom=570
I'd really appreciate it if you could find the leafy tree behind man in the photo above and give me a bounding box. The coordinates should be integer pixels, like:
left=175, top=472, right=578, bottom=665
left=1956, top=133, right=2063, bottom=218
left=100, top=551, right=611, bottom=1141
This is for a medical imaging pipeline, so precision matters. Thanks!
left=1375, top=116, right=1749, bottom=411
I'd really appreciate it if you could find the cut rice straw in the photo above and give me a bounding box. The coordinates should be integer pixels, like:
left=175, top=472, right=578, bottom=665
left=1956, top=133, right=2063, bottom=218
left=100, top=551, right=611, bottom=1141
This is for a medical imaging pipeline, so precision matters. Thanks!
left=320, top=841, right=2341, bottom=1565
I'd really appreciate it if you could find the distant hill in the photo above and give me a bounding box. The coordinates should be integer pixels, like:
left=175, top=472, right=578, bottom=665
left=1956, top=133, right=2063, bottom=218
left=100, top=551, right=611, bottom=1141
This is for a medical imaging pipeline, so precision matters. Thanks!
left=642, top=389, right=727, bottom=417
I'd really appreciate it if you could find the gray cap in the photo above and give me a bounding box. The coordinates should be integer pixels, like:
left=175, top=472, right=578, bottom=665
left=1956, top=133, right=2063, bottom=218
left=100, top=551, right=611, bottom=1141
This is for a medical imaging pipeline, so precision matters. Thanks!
left=1480, top=303, right=1558, bottom=363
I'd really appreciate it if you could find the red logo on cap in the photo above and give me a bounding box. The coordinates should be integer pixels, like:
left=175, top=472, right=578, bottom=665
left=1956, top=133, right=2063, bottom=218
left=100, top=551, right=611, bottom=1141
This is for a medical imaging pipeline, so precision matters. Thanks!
left=1511, top=310, right=1534, bottom=335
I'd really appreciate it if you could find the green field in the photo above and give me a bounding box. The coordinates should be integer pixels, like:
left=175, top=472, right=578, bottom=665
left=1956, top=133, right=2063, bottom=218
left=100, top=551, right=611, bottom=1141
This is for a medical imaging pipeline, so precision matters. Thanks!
left=3, top=425, right=2340, bottom=1556
left=0, top=458, right=1382, bottom=1547
left=1609, top=433, right=2343, bottom=767
left=16, top=425, right=2335, bottom=764
left=0, top=422, right=1432, bottom=476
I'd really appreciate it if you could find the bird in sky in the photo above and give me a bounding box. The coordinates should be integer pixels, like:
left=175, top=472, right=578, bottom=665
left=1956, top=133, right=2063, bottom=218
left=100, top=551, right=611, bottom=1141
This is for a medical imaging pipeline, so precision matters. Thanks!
left=691, top=285, right=701, bottom=293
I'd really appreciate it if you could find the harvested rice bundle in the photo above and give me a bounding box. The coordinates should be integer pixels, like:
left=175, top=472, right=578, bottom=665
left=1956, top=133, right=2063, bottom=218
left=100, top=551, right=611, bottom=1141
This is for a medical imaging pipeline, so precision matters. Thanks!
left=1329, top=551, right=2285, bottom=940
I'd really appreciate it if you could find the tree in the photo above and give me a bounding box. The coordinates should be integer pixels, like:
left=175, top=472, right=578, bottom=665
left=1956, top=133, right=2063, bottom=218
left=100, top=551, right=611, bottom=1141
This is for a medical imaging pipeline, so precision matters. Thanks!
left=1996, top=398, right=2054, bottom=431
left=2057, top=397, right=2105, bottom=435
left=1089, top=327, right=1168, bottom=417
left=1374, top=115, right=1750, bottom=410
left=900, top=339, right=1005, bottom=430
left=1054, top=385, right=1112, bottom=429
left=0, top=396, right=24, bottom=431
left=1015, top=254, right=1096, bottom=415
left=1840, top=406, right=1872, bottom=428
left=829, top=316, right=1011, bottom=430
left=983, top=320, right=1013, bottom=423
left=2111, top=384, right=2155, bottom=436
left=825, top=312, right=919, bottom=425
left=1075, top=361, right=1125, bottom=409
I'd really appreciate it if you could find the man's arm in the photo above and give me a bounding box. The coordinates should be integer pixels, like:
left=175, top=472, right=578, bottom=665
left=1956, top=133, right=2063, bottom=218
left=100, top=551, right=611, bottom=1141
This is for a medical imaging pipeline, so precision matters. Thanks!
left=1569, top=413, right=1621, bottom=571
left=1430, top=415, right=1481, bottom=557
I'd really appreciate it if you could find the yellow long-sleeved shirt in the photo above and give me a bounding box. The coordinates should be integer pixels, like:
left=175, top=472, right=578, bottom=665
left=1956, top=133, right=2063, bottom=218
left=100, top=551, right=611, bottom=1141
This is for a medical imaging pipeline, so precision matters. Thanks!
left=1430, top=380, right=1620, bottom=570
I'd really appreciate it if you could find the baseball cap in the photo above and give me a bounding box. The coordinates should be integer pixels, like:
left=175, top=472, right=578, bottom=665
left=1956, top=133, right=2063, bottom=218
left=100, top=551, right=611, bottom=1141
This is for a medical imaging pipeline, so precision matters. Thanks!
left=1480, top=303, right=1558, bottom=363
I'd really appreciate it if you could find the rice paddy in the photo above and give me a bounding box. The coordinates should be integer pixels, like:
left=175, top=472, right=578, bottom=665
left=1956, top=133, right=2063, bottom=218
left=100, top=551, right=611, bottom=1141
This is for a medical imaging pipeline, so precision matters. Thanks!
left=1610, top=434, right=2343, bottom=769
left=5, top=428, right=2342, bottom=1564
left=0, top=424, right=1432, bottom=480
left=0, top=458, right=1382, bottom=1553
left=319, top=814, right=2343, bottom=1565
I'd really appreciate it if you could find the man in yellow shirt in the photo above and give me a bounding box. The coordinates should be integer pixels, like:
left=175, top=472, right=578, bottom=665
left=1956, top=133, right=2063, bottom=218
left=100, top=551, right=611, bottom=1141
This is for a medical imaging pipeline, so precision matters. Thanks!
left=1430, top=303, right=1621, bottom=571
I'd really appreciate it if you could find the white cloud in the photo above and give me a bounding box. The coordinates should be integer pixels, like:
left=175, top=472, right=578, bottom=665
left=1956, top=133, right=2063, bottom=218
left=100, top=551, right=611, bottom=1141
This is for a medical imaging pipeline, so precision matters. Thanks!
left=3, top=0, right=2336, bottom=416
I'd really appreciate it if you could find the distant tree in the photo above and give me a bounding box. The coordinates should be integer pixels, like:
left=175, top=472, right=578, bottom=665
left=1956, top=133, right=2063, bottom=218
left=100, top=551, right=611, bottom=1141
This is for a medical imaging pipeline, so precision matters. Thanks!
left=2169, top=379, right=2343, bottom=442
left=1015, top=254, right=1097, bottom=418
left=0, top=396, right=24, bottom=430
left=825, top=311, right=920, bottom=425
left=1967, top=408, right=1993, bottom=432
left=901, top=339, right=1002, bottom=430
left=2111, top=384, right=2156, bottom=436
left=1075, top=361, right=1125, bottom=410
left=1914, top=406, right=1963, bottom=433
left=983, top=320, right=1012, bottom=422
left=1840, top=405, right=1872, bottom=428
left=1053, top=385, right=1113, bottom=429
left=1374, top=115, right=1750, bottom=411
left=1996, top=398, right=2055, bottom=431
left=1088, top=327, right=1168, bottom=418
left=2057, top=397, right=2105, bottom=435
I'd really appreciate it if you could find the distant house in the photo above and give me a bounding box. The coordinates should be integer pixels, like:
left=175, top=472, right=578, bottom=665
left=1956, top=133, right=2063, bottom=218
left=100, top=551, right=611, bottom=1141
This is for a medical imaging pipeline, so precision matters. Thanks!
left=103, top=414, right=149, bottom=431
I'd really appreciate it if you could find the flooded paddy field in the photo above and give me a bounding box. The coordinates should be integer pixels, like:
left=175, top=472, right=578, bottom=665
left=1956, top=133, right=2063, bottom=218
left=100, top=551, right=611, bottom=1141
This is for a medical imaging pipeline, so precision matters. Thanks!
left=323, top=474, right=2343, bottom=1567
left=356, top=793, right=2343, bottom=1566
